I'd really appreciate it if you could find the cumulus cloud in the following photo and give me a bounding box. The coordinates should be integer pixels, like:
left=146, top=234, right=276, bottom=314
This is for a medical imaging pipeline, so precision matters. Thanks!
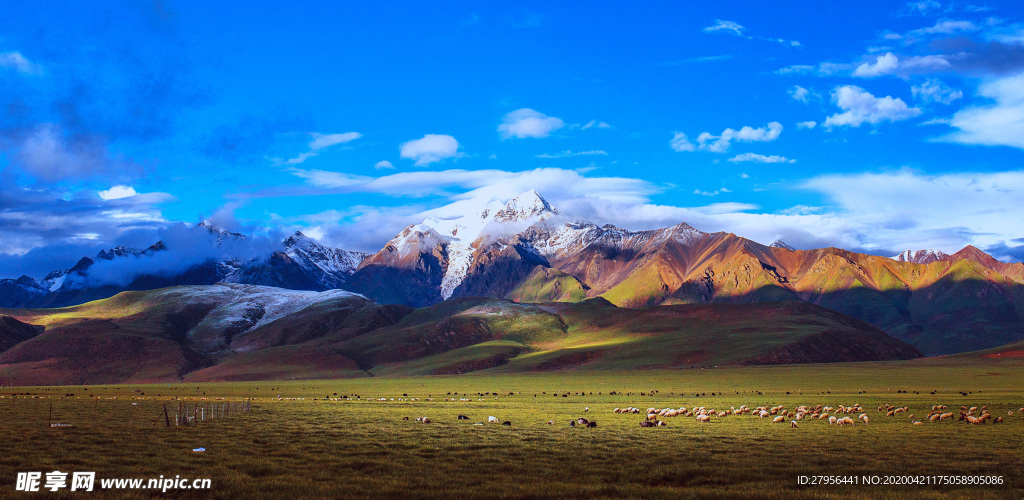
left=689, top=122, right=784, bottom=153
left=824, top=86, right=921, bottom=128
left=853, top=52, right=951, bottom=77
left=944, top=72, right=1024, bottom=149
left=789, top=85, right=812, bottom=102
left=728, top=153, right=796, bottom=164
left=912, top=78, right=963, bottom=103
left=498, top=108, right=565, bottom=139
left=98, top=185, right=138, bottom=200
left=374, top=160, right=395, bottom=169
left=400, top=134, right=462, bottom=166
left=796, top=121, right=818, bottom=129
left=669, top=132, right=695, bottom=152
left=0, top=51, right=41, bottom=75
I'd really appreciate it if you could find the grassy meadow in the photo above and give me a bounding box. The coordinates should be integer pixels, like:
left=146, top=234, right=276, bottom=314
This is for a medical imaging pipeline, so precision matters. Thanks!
left=1, top=358, right=1023, bottom=498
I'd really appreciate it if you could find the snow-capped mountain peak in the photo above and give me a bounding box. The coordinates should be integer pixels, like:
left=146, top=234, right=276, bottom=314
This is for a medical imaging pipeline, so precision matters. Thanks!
left=494, top=189, right=558, bottom=222
left=770, top=240, right=796, bottom=251
left=282, top=231, right=368, bottom=287
left=892, top=249, right=949, bottom=264
left=417, top=190, right=560, bottom=299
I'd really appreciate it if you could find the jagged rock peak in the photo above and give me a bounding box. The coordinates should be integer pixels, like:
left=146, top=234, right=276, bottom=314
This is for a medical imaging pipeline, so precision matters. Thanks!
left=891, top=249, right=948, bottom=264
left=494, top=189, right=558, bottom=222
left=771, top=240, right=796, bottom=251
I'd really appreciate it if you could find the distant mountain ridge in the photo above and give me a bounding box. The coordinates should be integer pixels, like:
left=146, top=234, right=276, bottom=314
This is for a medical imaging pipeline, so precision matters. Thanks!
left=345, top=191, right=1024, bottom=355
left=0, top=226, right=368, bottom=309
left=2, top=190, right=1023, bottom=355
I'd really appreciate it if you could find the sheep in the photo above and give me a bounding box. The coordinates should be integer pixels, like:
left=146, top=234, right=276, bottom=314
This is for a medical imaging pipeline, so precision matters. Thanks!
left=457, top=415, right=469, bottom=420
left=647, top=413, right=658, bottom=421
left=488, top=416, right=499, bottom=423
left=929, top=413, right=941, bottom=422
left=569, top=420, right=576, bottom=427
left=584, top=407, right=589, bottom=412
left=913, top=421, right=923, bottom=425
left=577, top=418, right=590, bottom=426
left=772, top=416, right=785, bottom=423
left=422, top=417, right=431, bottom=423
left=656, top=421, right=667, bottom=427
left=586, top=421, right=598, bottom=428
left=501, top=421, right=512, bottom=426
left=696, top=414, right=710, bottom=423
left=790, top=421, right=798, bottom=428
left=402, top=416, right=410, bottom=421
left=994, top=417, right=1003, bottom=424
left=828, top=416, right=837, bottom=425
left=547, top=420, right=554, bottom=425
left=639, top=420, right=656, bottom=428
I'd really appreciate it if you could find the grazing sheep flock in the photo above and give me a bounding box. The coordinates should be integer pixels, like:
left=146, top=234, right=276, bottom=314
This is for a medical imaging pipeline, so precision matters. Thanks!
left=385, top=395, right=1021, bottom=431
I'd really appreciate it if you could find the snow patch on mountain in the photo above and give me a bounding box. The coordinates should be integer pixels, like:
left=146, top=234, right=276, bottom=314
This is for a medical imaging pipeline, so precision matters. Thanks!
left=418, top=190, right=559, bottom=299
left=892, top=249, right=949, bottom=264
left=283, top=231, right=368, bottom=286
left=771, top=240, right=796, bottom=251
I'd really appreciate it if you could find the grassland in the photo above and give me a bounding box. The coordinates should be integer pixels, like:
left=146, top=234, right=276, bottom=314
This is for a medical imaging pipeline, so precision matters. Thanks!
left=1, top=357, right=1022, bottom=499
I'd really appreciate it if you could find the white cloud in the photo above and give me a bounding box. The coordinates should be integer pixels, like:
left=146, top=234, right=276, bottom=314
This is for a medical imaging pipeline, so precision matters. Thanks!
left=535, top=150, right=608, bottom=159
left=309, top=132, right=362, bottom=150
left=279, top=131, right=362, bottom=165
left=498, top=109, right=565, bottom=139
left=693, top=188, right=731, bottom=196
left=703, top=19, right=746, bottom=37
left=904, top=0, right=941, bottom=15
left=284, top=165, right=1024, bottom=259
left=688, top=122, right=783, bottom=153
left=728, top=153, right=795, bottom=164
left=582, top=120, right=612, bottom=129
left=854, top=52, right=900, bottom=77
left=701, top=19, right=799, bottom=46
left=824, top=86, right=921, bottom=128
left=400, top=134, right=462, bottom=166
left=912, top=78, right=963, bottom=104
left=797, top=121, right=817, bottom=129
left=98, top=185, right=138, bottom=200
left=944, top=72, right=1024, bottom=149
left=0, top=51, right=41, bottom=74
left=776, top=62, right=854, bottom=76
left=669, top=132, right=695, bottom=152
left=374, top=160, right=395, bottom=169
left=800, top=169, right=1024, bottom=254
left=789, top=85, right=811, bottom=102
left=853, top=52, right=951, bottom=77
left=908, top=19, right=979, bottom=37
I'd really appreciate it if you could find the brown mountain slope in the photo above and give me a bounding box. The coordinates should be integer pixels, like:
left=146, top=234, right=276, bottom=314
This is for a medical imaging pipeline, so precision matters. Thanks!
left=0, top=286, right=923, bottom=384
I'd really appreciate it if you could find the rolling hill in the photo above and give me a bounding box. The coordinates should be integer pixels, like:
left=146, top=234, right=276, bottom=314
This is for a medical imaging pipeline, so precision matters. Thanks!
left=0, top=284, right=922, bottom=385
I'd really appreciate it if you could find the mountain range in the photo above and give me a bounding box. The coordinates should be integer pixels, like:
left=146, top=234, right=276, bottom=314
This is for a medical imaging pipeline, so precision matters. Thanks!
left=3, top=190, right=1023, bottom=355
left=0, top=284, right=922, bottom=385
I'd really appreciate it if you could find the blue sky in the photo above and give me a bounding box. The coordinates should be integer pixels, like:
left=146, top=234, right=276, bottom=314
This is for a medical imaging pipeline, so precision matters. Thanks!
left=2, top=1, right=1024, bottom=277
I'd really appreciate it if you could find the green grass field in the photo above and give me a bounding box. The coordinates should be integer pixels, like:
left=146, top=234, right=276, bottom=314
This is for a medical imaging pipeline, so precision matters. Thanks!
left=1, top=358, right=1022, bottom=498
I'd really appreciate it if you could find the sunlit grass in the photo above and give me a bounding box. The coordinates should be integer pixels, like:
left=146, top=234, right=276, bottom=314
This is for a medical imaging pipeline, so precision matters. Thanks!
left=1, top=362, right=1022, bottom=498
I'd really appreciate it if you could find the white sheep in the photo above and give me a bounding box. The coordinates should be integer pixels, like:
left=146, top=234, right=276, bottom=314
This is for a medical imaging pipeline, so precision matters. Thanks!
left=488, top=416, right=499, bottom=423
